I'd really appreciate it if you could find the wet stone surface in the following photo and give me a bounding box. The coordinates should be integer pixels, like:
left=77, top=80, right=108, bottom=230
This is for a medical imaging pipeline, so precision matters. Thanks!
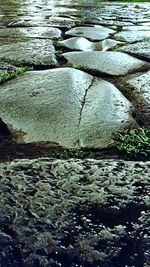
left=0, top=39, right=57, bottom=67
left=0, top=1, right=150, bottom=267
left=65, top=26, right=115, bottom=41
left=63, top=51, right=150, bottom=76
left=0, top=27, right=62, bottom=39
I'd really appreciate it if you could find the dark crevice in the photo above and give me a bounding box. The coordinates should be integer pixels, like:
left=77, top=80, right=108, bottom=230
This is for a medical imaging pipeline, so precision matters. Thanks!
left=0, top=118, right=11, bottom=137
left=78, top=77, right=95, bottom=128
left=31, top=65, right=58, bottom=71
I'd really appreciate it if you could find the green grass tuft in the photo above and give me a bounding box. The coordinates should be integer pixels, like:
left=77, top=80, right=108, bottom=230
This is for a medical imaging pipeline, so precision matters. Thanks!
left=115, top=128, right=150, bottom=159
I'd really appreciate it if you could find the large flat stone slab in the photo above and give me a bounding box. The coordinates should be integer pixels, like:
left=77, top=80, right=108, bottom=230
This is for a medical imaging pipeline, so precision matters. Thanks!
left=114, top=31, right=150, bottom=43
left=0, top=27, right=62, bottom=39
left=63, top=51, right=150, bottom=76
left=0, top=39, right=57, bottom=67
left=0, top=68, right=136, bottom=148
left=0, top=68, right=92, bottom=147
left=65, top=26, right=115, bottom=41
left=118, top=41, right=150, bottom=62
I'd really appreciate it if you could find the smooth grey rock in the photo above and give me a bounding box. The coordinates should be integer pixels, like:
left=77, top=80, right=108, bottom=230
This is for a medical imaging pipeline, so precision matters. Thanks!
left=0, top=27, right=62, bottom=39
left=118, top=41, right=150, bottom=61
left=0, top=68, right=136, bottom=148
left=0, top=68, right=92, bottom=147
left=118, top=71, right=150, bottom=126
left=114, top=31, right=150, bottom=43
left=59, top=37, right=96, bottom=51
left=79, top=79, right=136, bottom=148
left=65, top=26, right=115, bottom=41
left=63, top=51, right=150, bottom=76
left=0, top=39, right=57, bottom=66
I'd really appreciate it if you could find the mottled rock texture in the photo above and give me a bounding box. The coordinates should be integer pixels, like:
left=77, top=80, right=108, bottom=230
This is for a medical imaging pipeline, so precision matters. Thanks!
left=114, top=31, right=150, bottom=43
left=0, top=39, right=57, bottom=67
left=0, top=158, right=149, bottom=267
left=0, top=27, right=62, bottom=39
left=118, top=41, right=150, bottom=62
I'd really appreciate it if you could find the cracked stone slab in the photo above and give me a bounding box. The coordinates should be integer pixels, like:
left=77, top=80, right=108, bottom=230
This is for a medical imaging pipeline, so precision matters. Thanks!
left=118, top=41, right=150, bottom=62
left=63, top=51, right=150, bottom=76
left=0, top=39, right=57, bottom=67
left=114, top=31, right=150, bottom=43
left=0, top=68, right=135, bottom=148
left=65, top=26, right=115, bottom=41
left=117, top=71, right=150, bottom=126
left=0, top=27, right=62, bottom=39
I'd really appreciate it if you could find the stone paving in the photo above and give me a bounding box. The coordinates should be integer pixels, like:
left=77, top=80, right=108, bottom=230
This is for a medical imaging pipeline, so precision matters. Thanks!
left=0, top=0, right=150, bottom=148
left=0, top=1, right=150, bottom=267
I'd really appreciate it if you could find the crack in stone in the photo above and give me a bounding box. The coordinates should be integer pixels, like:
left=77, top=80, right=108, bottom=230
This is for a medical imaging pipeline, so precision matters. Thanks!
left=78, top=77, right=95, bottom=128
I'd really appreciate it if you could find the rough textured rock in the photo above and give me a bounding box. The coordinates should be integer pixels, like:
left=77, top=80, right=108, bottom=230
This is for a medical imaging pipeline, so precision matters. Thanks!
left=0, top=229, right=23, bottom=267
left=117, top=71, right=150, bottom=127
left=65, top=26, right=115, bottom=41
left=118, top=41, right=150, bottom=62
left=0, top=39, right=57, bottom=67
left=0, top=27, right=62, bottom=39
left=63, top=51, right=150, bottom=76
left=0, top=68, right=136, bottom=148
left=114, top=31, right=150, bottom=43
left=0, top=158, right=149, bottom=267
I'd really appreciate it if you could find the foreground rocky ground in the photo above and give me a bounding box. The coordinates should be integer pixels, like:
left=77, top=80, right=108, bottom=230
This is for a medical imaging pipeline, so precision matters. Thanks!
left=0, top=158, right=150, bottom=267
left=0, top=0, right=150, bottom=266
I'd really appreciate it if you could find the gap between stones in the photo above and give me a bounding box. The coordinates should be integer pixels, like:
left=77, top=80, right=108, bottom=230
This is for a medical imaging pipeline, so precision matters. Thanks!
left=78, top=76, right=95, bottom=128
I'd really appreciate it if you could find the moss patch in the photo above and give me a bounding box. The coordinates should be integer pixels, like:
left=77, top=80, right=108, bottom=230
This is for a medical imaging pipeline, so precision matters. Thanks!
left=0, top=66, right=32, bottom=84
